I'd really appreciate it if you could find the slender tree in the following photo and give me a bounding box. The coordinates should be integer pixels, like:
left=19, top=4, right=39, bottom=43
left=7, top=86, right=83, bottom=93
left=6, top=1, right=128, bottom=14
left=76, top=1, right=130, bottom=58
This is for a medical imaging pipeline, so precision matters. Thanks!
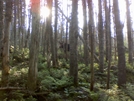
left=88, top=0, right=95, bottom=91
left=82, top=0, right=89, bottom=66
left=13, top=0, right=17, bottom=53
left=0, top=1, right=13, bottom=99
left=105, top=0, right=111, bottom=89
left=54, top=0, right=58, bottom=67
left=1, top=0, right=13, bottom=87
left=113, top=0, right=126, bottom=87
left=69, top=0, right=78, bottom=86
left=98, top=0, right=104, bottom=73
left=27, top=0, right=40, bottom=91
left=126, top=0, right=133, bottom=63
left=45, top=0, right=53, bottom=68
left=0, top=0, right=3, bottom=59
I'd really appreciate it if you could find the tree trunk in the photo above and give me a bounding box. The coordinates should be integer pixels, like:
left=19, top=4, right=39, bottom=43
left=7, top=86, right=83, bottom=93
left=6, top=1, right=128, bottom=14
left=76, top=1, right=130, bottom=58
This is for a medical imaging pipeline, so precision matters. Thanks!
left=69, top=0, right=78, bottom=86
left=0, top=0, right=4, bottom=60
left=113, top=0, right=126, bottom=87
left=45, top=0, right=53, bottom=68
left=88, top=0, right=94, bottom=91
left=126, top=0, right=133, bottom=64
left=13, top=0, right=17, bottom=53
left=105, top=0, right=111, bottom=89
left=98, top=0, right=104, bottom=73
left=82, top=0, right=89, bottom=66
left=0, top=0, right=13, bottom=100
left=54, top=0, right=58, bottom=67
left=1, top=0, right=13, bottom=87
left=27, top=0, right=40, bottom=91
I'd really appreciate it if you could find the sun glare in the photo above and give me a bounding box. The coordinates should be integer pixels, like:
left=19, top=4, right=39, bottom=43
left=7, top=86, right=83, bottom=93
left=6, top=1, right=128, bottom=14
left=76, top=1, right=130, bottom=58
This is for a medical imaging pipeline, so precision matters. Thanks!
left=40, top=6, right=50, bottom=19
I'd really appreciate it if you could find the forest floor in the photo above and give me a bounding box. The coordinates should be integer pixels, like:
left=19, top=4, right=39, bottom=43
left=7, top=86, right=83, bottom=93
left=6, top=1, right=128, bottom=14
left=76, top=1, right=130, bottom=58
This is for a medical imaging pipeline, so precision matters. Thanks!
left=0, top=53, right=134, bottom=101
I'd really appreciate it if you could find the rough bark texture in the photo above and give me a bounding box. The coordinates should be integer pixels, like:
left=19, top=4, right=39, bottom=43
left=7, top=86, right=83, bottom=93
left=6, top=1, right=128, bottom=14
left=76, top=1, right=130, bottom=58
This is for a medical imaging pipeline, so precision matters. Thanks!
left=13, top=0, right=17, bottom=53
left=0, top=0, right=3, bottom=59
left=82, top=0, right=89, bottom=66
left=54, top=0, right=58, bottom=66
left=0, top=0, right=13, bottom=100
left=45, top=0, right=53, bottom=68
left=28, top=0, right=40, bottom=91
left=126, top=0, right=133, bottom=63
left=88, top=0, right=94, bottom=91
left=1, top=0, right=13, bottom=87
left=105, top=0, right=111, bottom=89
left=98, top=0, right=104, bottom=73
left=113, top=0, right=126, bottom=87
left=69, top=0, right=78, bottom=86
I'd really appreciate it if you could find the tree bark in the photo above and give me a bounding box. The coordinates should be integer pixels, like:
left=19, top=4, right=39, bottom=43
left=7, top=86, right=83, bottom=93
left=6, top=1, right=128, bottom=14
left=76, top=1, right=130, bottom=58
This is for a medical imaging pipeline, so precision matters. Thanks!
left=0, top=0, right=4, bottom=60
left=88, top=0, right=94, bottom=91
left=82, top=0, right=89, bottom=66
left=27, top=0, right=40, bottom=91
left=113, top=0, right=126, bottom=87
left=69, top=0, right=78, bottom=86
left=126, top=0, right=133, bottom=64
left=105, top=0, right=111, bottom=89
left=54, top=0, right=58, bottom=67
left=98, top=0, right=104, bottom=73
left=0, top=0, right=13, bottom=100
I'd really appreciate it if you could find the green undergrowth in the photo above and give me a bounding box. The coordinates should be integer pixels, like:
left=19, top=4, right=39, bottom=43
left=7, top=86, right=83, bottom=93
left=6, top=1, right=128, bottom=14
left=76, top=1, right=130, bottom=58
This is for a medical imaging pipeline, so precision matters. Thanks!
left=1, top=52, right=134, bottom=100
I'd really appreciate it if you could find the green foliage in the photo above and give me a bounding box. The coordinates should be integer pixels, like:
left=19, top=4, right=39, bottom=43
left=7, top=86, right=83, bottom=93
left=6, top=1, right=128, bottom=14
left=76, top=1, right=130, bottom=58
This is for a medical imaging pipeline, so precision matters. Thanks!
left=21, top=48, right=29, bottom=59
left=63, top=86, right=99, bottom=101
left=25, top=96, right=37, bottom=101
left=98, top=85, right=133, bottom=101
left=93, top=63, right=99, bottom=70
left=9, top=95, right=37, bottom=101
left=125, top=83, right=134, bottom=100
left=38, top=67, right=72, bottom=91
left=48, top=92, right=62, bottom=101
left=126, top=62, right=134, bottom=69
left=7, top=91, right=24, bottom=101
left=9, top=68, right=28, bottom=87
left=59, top=58, right=69, bottom=68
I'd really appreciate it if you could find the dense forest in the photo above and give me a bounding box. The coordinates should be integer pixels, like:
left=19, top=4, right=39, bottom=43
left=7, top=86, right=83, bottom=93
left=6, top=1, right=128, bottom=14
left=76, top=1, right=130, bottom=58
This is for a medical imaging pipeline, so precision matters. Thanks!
left=0, top=0, right=134, bottom=100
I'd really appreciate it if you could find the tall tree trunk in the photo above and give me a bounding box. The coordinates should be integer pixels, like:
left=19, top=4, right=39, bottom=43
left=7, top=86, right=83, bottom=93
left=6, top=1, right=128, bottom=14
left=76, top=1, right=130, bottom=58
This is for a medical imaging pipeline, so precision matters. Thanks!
left=13, top=0, right=17, bottom=53
left=82, top=0, right=89, bottom=66
left=46, top=0, right=53, bottom=68
left=105, top=0, right=111, bottom=89
left=113, top=0, right=126, bottom=87
left=126, top=0, right=133, bottom=64
left=27, top=0, right=40, bottom=91
left=1, top=0, right=13, bottom=87
left=65, top=0, right=68, bottom=61
left=0, top=0, right=4, bottom=60
left=0, top=1, right=13, bottom=100
left=88, top=0, right=94, bottom=91
left=54, top=0, right=58, bottom=67
left=69, top=0, right=78, bottom=86
left=98, top=0, right=104, bottom=73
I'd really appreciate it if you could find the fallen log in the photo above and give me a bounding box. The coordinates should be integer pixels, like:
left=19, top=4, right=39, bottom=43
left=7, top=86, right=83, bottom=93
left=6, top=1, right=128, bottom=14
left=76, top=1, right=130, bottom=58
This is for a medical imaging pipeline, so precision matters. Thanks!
left=78, top=34, right=99, bottom=63
left=0, top=87, right=25, bottom=90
